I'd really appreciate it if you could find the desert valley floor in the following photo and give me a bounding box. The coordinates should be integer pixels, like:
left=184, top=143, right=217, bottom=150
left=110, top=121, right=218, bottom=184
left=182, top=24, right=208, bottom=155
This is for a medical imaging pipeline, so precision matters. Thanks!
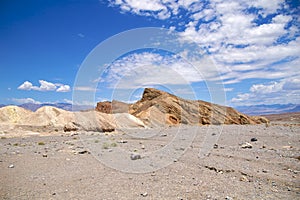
left=1, top=121, right=299, bottom=199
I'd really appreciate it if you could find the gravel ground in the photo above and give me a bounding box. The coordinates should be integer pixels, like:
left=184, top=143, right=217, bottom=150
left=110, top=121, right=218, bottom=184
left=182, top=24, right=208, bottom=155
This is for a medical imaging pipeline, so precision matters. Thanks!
left=0, top=123, right=299, bottom=199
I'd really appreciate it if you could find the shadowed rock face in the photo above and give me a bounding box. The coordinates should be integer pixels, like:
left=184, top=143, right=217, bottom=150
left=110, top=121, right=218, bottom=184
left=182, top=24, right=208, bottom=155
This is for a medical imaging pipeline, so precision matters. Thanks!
left=96, top=100, right=130, bottom=114
left=96, top=88, right=269, bottom=127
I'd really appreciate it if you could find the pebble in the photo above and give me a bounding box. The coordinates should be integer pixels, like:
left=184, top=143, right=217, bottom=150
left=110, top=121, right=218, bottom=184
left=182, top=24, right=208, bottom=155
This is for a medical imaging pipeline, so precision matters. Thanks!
left=160, top=133, right=167, bottom=137
left=118, top=140, right=127, bottom=143
left=8, top=164, right=14, bottom=168
left=225, top=196, right=233, bottom=200
left=213, top=144, right=218, bottom=149
left=240, top=142, right=252, bottom=149
left=77, top=150, right=90, bottom=154
left=141, top=145, right=145, bottom=149
left=240, top=175, right=249, bottom=182
left=141, top=192, right=148, bottom=197
left=42, top=154, right=47, bottom=157
left=130, top=153, right=141, bottom=160
left=250, top=137, right=258, bottom=142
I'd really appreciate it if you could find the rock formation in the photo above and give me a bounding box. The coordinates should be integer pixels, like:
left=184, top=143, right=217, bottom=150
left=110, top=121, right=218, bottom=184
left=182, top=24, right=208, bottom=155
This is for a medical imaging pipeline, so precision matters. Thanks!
left=0, top=105, right=146, bottom=133
left=96, top=100, right=130, bottom=114
left=96, top=88, right=269, bottom=127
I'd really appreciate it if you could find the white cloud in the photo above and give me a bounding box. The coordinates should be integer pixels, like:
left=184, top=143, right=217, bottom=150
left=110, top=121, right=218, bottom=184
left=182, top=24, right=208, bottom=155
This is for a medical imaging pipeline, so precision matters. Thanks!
left=17, top=80, right=71, bottom=92
left=110, top=0, right=299, bottom=85
left=73, top=86, right=95, bottom=91
left=250, top=82, right=283, bottom=94
left=18, top=81, right=34, bottom=90
left=231, top=78, right=300, bottom=105
left=99, top=52, right=218, bottom=89
left=109, top=0, right=299, bottom=105
left=63, top=99, right=73, bottom=104
left=56, top=85, right=71, bottom=92
left=11, top=98, right=41, bottom=104
left=39, top=80, right=57, bottom=91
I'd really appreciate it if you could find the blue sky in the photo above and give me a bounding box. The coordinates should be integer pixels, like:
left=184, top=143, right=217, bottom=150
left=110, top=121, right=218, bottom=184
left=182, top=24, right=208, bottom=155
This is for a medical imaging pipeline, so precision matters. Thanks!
left=1, top=0, right=299, bottom=107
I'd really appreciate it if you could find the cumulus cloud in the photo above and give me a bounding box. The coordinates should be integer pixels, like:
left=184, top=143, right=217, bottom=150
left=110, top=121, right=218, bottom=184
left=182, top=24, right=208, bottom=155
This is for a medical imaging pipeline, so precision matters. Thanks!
left=99, top=52, right=217, bottom=89
left=11, top=98, right=41, bottom=104
left=109, top=0, right=300, bottom=85
left=107, top=0, right=300, bottom=105
left=231, top=78, right=300, bottom=105
left=18, top=80, right=71, bottom=92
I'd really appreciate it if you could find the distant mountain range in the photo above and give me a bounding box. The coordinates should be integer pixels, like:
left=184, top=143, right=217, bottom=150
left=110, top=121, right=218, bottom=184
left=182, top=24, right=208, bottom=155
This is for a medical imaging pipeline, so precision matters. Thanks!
left=0, top=103, right=93, bottom=112
left=235, top=104, right=300, bottom=116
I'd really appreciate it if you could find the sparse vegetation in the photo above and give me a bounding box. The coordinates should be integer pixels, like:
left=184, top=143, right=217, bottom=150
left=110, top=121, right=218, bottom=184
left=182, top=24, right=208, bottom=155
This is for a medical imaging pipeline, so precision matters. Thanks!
left=102, top=142, right=110, bottom=149
left=94, top=140, right=99, bottom=143
left=38, top=142, right=45, bottom=145
left=102, top=142, right=117, bottom=149
left=111, top=142, right=117, bottom=147
left=13, top=143, right=19, bottom=146
left=1, top=136, right=7, bottom=139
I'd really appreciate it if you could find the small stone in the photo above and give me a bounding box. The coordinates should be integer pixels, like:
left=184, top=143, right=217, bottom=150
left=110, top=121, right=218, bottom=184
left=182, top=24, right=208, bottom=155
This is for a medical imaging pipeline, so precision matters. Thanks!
left=130, top=153, right=141, bottom=160
left=240, top=175, right=249, bottom=182
left=262, top=169, right=268, bottom=173
left=108, top=149, right=113, bottom=152
left=52, top=192, right=56, bottom=195
left=42, top=154, right=47, bottom=157
left=160, top=133, right=167, bottom=137
left=8, top=164, right=14, bottom=168
left=213, top=144, right=218, bottom=149
left=141, top=145, right=145, bottom=149
left=240, top=142, right=252, bottom=149
left=141, top=192, right=148, bottom=197
left=225, top=196, right=233, bottom=200
left=250, top=137, right=258, bottom=142
left=282, top=145, right=292, bottom=149
left=118, top=140, right=128, bottom=143
left=77, top=150, right=90, bottom=154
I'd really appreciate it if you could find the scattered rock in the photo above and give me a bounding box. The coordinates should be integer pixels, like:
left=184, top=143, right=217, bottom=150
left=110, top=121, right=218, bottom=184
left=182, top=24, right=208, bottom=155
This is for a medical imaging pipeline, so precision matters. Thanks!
left=8, top=164, right=14, bottom=168
left=63, top=124, right=78, bottom=132
left=42, top=154, right=47, bottom=157
left=240, top=175, right=249, bottom=182
left=240, top=142, right=253, bottom=149
left=160, top=133, right=167, bottom=137
left=130, top=153, right=141, bottom=160
left=141, top=192, right=148, bottom=197
left=118, top=140, right=128, bottom=144
left=225, top=196, right=233, bottom=200
left=250, top=137, right=258, bottom=142
left=213, top=144, right=218, bottom=149
left=77, top=150, right=90, bottom=154
left=141, top=145, right=145, bottom=149
left=282, top=145, right=292, bottom=149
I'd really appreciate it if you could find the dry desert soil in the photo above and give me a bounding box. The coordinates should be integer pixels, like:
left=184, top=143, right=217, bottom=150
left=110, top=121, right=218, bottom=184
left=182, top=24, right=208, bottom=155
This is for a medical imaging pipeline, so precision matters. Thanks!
left=0, top=118, right=299, bottom=199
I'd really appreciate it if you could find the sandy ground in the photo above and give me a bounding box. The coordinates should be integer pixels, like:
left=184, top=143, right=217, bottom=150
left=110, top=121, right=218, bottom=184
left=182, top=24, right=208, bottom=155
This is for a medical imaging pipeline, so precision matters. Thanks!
left=0, top=123, right=299, bottom=199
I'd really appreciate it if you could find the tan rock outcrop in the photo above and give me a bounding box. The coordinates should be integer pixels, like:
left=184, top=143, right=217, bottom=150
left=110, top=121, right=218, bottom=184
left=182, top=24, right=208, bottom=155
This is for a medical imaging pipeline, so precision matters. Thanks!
left=98, top=88, right=269, bottom=127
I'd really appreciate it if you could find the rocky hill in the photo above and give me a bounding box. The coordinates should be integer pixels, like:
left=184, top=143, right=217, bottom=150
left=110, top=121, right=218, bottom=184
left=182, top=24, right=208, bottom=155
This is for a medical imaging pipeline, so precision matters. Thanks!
left=96, top=88, right=268, bottom=127
left=0, top=105, right=146, bottom=134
